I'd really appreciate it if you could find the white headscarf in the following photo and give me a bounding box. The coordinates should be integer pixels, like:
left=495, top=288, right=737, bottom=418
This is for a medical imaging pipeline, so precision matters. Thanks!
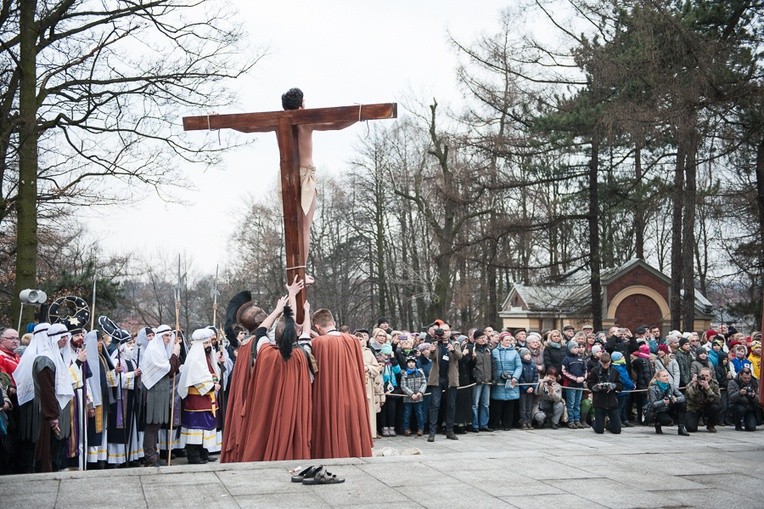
left=13, top=323, right=49, bottom=406
left=177, top=328, right=220, bottom=399
left=41, top=323, right=76, bottom=409
left=140, top=325, right=174, bottom=390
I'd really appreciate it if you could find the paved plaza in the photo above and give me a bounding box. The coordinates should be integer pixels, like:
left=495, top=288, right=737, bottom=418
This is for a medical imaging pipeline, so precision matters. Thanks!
left=2, top=425, right=763, bottom=508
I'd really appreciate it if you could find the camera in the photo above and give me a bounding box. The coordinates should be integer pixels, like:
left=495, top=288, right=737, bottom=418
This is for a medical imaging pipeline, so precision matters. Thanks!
left=434, top=328, right=445, bottom=338
left=697, top=374, right=708, bottom=381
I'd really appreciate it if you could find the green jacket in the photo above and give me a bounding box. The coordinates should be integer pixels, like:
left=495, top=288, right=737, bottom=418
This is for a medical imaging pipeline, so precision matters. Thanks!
left=685, top=378, right=721, bottom=413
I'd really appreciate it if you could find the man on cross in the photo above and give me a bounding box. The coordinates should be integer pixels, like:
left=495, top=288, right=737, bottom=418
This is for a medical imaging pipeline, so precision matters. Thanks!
left=281, top=87, right=354, bottom=268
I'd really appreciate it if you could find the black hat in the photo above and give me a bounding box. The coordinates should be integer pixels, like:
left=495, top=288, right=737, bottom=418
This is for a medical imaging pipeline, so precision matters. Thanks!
left=377, top=317, right=389, bottom=326
left=679, top=337, right=690, bottom=347
left=473, top=329, right=486, bottom=341
left=406, top=356, right=417, bottom=363
left=635, top=326, right=647, bottom=334
left=563, top=325, right=575, bottom=331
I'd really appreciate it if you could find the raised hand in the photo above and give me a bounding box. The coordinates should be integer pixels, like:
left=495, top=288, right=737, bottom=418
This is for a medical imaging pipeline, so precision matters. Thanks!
left=286, top=275, right=304, bottom=297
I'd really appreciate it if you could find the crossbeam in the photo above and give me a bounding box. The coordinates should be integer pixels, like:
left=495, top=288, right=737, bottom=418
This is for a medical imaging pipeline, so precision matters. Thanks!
left=183, top=101, right=397, bottom=322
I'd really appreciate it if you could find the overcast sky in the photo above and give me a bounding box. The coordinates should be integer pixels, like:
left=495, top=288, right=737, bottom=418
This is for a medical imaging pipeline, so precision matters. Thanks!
left=83, top=1, right=521, bottom=275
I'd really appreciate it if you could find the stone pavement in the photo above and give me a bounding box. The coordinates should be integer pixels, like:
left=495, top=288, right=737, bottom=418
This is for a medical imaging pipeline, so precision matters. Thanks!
left=2, top=425, right=763, bottom=508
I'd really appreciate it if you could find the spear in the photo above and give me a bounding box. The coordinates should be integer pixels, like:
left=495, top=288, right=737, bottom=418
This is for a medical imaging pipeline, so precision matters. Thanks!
left=211, top=264, right=220, bottom=327
left=168, top=255, right=182, bottom=467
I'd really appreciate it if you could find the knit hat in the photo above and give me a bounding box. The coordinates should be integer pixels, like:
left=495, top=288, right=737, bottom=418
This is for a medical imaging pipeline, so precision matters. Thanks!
left=751, top=340, right=761, bottom=351
left=518, top=347, right=531, bottom=358
left=380, top=344, right=393, bottom=356
left=658, top=343, right=670, bottom=354
left=611, top=351, right=623, bottom=362
left=567, top=339, right=579, bottom=352
left=591, top=344, right=602, bottom=355
left=417, top=342, right=432, bottom=352
left=473, top=329, right=486, bottom=341
left=634, top=343, right=651, bottom=358
left=406, top=356, right=417, bottom=363
left=679, top=337, right=690, bottom=348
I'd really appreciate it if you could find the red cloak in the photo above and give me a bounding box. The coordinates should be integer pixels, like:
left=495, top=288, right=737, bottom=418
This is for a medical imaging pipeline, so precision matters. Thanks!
left=220, top=340, right=254, bottom=463
left=238, top=344, right=312, bottom=461
left=310, top=333, right=373, bottom=459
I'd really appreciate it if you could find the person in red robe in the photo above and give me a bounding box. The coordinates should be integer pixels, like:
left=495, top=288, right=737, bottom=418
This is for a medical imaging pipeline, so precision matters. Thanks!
left=311, top=308, right=373, bottom=459
left=219, top=339, right=254, bottom=463
left=222, top=278, right=311, bottom=463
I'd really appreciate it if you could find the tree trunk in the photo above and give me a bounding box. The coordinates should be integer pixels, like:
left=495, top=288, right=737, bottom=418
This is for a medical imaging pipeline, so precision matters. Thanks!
left=634, top=144, right=645, bottom=260
left=682, top=130, right=698, bottom=331
left=588, top=138, right=603, bottom=331
left=13, top=0, right=40, bottom=326
left=670, top=144, right=685, bottom=330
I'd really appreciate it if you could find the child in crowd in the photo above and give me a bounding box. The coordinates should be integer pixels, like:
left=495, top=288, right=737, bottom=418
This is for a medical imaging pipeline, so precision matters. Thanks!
left=562, top=340, right=587, bottom=428
left=611, top=351, right=635, bottom=426
left=400, top=356, right=427, bottom=436
left=378, top=343, right=401, bottom=437
left=518, top=347, right=538, bottom=430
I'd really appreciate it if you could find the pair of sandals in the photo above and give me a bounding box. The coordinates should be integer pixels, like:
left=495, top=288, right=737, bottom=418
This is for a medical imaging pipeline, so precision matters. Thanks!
left=291, top=465, right=345, bottom=485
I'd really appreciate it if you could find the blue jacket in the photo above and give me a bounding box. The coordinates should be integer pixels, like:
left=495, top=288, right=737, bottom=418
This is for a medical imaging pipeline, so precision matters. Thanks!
left=382, top=361, right=401, bottom=387
left=491, top=345, right=522, bottom=400
left=612, top=361, right=634, bottom=399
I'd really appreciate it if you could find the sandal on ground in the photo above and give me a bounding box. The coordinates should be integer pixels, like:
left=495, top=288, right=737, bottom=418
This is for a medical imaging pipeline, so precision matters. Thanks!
left=291, top=465, right=322, bottom=483
left=302, top=466, right=345, bottom=485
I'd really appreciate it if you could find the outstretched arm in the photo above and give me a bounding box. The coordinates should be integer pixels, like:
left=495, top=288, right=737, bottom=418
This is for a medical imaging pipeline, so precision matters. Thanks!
left=261, top=295, right=289, bottom=331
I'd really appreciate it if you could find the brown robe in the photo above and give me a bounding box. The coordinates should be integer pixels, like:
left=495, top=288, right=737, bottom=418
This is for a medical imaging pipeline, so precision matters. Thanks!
left=34, top=365, right=59, bottom=473
left=220, top=340, right=254, bottom=463
left=238, top=345, right=312, bottom=461
left=311, top=333, right=373, bottom=459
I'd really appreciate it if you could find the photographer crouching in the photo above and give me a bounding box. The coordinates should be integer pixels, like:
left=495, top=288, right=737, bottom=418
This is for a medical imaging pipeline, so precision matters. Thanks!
left=728, top=367, right=760, bottom=431
left=684, top=367, right=721, bottom=433
left=425, top=321, right=462, bottom=442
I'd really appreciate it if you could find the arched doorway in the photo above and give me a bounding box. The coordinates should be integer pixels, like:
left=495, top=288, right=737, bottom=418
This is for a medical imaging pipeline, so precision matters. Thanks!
left=614, top=294, right=662, bottom=331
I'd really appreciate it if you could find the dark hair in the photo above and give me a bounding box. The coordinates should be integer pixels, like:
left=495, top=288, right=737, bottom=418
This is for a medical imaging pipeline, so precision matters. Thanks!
left=279, top=306, right=296, bottom=361
left=546, top=367, right=557, bottom=376
left=282, top=88, right=303, bottom=110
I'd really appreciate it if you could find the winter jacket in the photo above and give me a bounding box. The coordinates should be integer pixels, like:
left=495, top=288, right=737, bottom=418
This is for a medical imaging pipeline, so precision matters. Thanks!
left=605, top=336, right=635, bottom=365
left=491, top=345, right=522, bottom=401
left=675, top=349, right=694, bottom=387
left=519, top=358, right=538, bottom=385
left=535, top=379, right=563, bottom=405
left=587, top=364, right=622, bottom=409
left=728, top=375, right=759, bottom=410
left=427, top=340, right=463, bottom=387
left=631, top=356, right=654, bottom=389
left=685, top=378, right=721, bottom=413
left=690, top=359, right=713, bottom=380
left=611, top=360, right=634, bottom=399
left=543, top=341, right=565, bottom=375
left=647, top=380, right=686, bottom=415
left=653, top=355, right=681, bottom=391
left=561, top=353, right=587, bottom=388
left=713, top=361, right=729, bottom=389
left=465, top=344, right=493, bottom=384
left=749, top=352, right=761, bottom=380
left=400, top=368, right=428, bottom=403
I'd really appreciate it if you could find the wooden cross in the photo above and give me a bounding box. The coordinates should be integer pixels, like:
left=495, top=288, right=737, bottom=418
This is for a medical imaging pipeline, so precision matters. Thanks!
left=183, top=102, right=397, bottom=322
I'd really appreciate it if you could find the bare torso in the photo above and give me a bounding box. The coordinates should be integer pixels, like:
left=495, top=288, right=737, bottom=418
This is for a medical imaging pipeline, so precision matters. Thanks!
left=296, top=125, right=314, bottom=168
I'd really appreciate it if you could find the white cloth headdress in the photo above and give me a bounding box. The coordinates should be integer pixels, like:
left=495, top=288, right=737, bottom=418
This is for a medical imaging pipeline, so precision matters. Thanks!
left=41, top=323, right=76, bottom=409
left=177, top=328, right=220, bottom=399
left=13, top=323, right=49, bottom=406
left=140, top=324, right=174, bottom=390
